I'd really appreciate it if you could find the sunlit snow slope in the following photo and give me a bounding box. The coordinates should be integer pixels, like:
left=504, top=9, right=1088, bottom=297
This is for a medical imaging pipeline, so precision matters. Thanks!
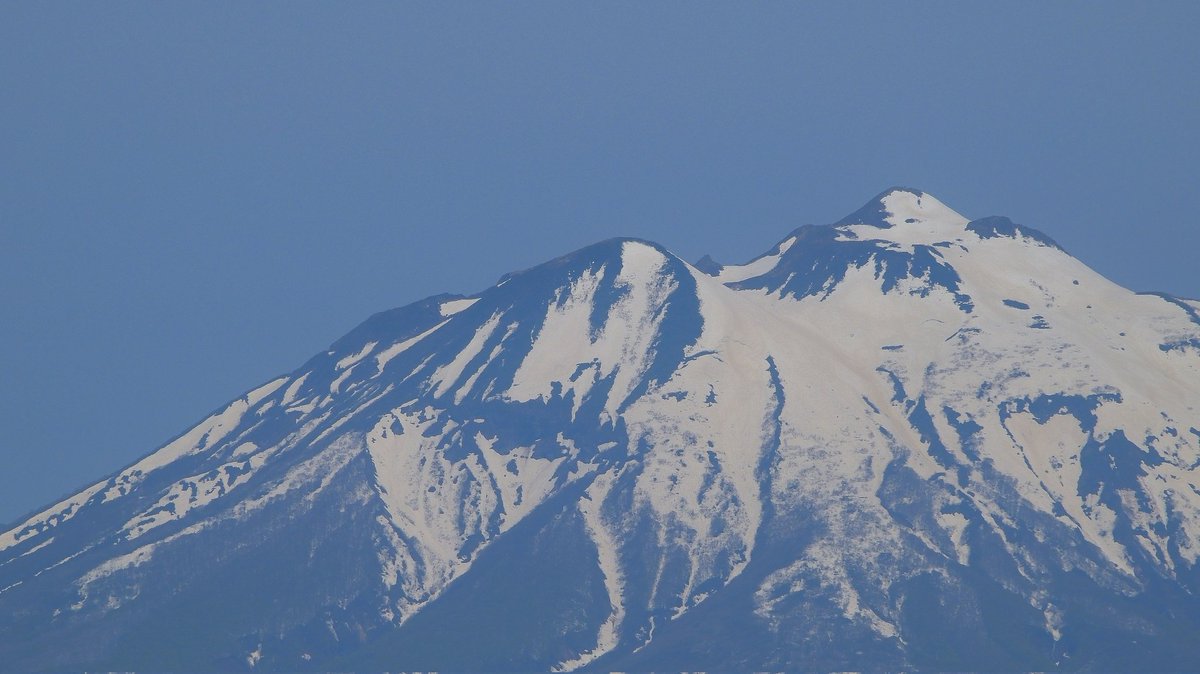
left=3, top=188, right=1199, bottom=671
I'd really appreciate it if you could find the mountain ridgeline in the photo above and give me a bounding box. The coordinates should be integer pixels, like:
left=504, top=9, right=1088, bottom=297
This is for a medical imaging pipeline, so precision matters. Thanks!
left=3, top=189, right=1200, bottom=671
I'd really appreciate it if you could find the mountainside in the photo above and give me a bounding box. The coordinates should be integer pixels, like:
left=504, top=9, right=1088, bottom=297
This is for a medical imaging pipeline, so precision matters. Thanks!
left=3, top=188, right=1200, bottom=671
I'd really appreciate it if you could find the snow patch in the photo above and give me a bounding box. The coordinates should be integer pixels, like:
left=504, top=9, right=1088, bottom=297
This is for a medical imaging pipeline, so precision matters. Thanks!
left=336, top=341, right=378, bottom=370
left=374, top=320, right=450, bottom=371
left=555, top=469, right=627, bottom=671
left=440, top=297, right=478, bottom=317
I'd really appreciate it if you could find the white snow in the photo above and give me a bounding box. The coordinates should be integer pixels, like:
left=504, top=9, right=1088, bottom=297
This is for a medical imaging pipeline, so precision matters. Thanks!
left=120, top=449, right=274, bottom=540
left=0, top=536, right=54, bottom=570
left=330, top=367, right=354, bottom=394
left=508, top=241, right=679, bottom=417
left=879, top=189, right=969, bottom=228
left=430, top=313, right=502, bottom=398
left=474, top=431, right=564, bottom=526
left=9, top=189, right=1200, bottom=653
left=374, top=320, right=450, bottom=371
left=439, top=297, right=478, bottom=316
left=504, top=265, right=607, bottom=404
left=713, top=234, right=797, bottom=283
left=365, top=404, right=502, bottom=613
left=281, top=374, right=308, bottom=406
left=1, top=377, right=290, bottom=554
left=96, top=392, right=253, bottom=496
left=230, top=442, right=259, bottom=459
left=837, top=191, right=970, bottom=251
left=555, top=469, right=627, bottom=671
left=0, top=484, right=104, bottom=553
left=936, top=512, right=971, bottom=566
left=336, top=341, right=378, bottom=370
left=453, top=324, right=516, bottom=404
left=74, top=433, right=365, bottom=608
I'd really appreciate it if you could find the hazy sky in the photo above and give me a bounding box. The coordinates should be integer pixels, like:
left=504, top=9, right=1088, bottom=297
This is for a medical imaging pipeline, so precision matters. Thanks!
left=2, top=1, right=1198, bottom=523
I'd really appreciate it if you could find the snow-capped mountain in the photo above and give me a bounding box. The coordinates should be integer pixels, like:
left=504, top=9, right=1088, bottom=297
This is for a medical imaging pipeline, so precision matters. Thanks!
left=3, top=188, right=1200, bottom=671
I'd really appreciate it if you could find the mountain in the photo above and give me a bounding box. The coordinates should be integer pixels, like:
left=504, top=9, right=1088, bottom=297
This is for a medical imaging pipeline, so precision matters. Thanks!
left=3, top=188, right=1200, bottom=671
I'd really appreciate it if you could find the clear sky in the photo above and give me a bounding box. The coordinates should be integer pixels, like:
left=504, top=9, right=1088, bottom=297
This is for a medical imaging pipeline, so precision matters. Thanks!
left=2, top=1, right=1198, bottom=523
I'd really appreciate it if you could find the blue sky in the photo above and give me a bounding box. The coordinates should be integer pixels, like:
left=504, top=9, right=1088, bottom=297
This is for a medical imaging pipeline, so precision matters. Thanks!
left=2, top=1, right=1198, bottom=523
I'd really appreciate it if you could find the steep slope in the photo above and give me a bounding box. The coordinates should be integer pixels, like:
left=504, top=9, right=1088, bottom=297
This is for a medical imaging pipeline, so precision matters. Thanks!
left=2, top=188, right=1199, bottom=671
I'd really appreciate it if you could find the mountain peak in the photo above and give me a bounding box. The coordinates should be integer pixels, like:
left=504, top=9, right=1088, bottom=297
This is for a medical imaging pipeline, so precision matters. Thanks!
left=693, top=253, right=723, bottom=276
left=965, top=214, right=1063, bottom=251
left=4, top=189, right=1200, bottom=672
left=833, top=187, right=966, bottom=229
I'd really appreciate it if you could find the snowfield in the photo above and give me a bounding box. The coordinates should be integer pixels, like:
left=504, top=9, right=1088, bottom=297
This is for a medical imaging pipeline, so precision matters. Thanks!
left=3, top=188, right=1199, bottom=672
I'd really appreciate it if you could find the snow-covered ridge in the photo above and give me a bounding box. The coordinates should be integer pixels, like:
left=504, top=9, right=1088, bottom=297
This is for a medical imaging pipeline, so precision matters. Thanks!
left=712, top=232, right=798, bottom=283
left=0, top=376, right=288, bottom=553
left=837, top=189, right=969, bottom=249
left=2, top=189, right=1199, bottom=671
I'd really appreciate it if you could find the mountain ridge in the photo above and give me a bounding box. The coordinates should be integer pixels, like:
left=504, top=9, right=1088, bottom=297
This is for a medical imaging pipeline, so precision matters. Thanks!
left=3, top=189, right=1200, bottom=671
